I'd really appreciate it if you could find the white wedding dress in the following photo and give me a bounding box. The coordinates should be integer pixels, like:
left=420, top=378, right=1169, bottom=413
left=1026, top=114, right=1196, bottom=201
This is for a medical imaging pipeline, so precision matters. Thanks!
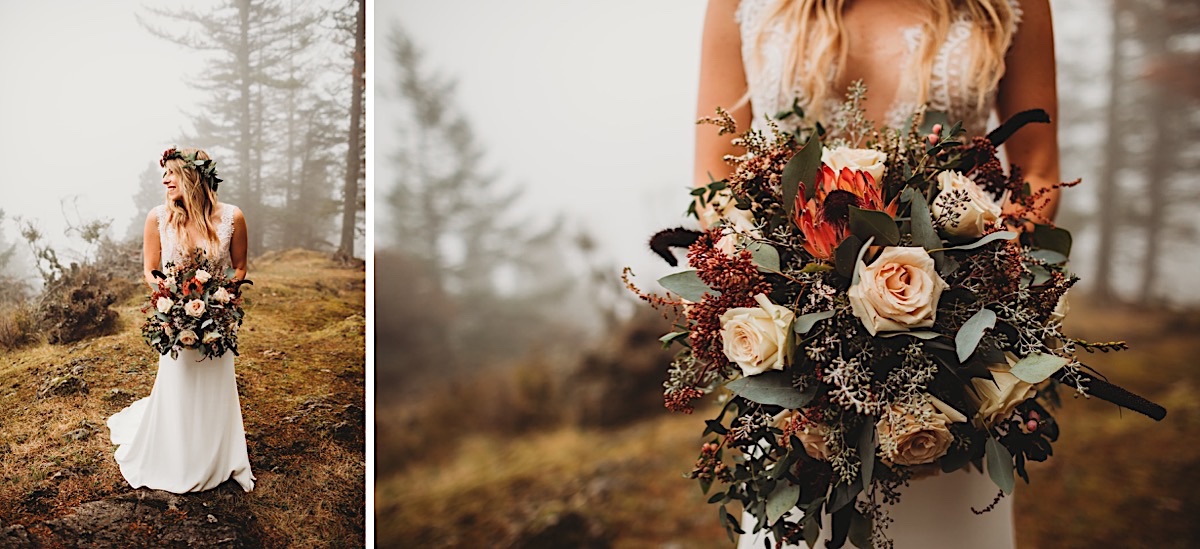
left=733, top=0, right=1021, bottom=546
left=106, top=204, right=255, bottom=493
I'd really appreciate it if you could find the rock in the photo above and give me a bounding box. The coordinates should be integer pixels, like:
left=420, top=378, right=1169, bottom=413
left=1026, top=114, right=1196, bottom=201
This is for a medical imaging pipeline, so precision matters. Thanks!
left=16, top=485, right=258, bottom=548
left=36, top=374, right=88, bottom=399
left=0, top=523, right=32, bottom=548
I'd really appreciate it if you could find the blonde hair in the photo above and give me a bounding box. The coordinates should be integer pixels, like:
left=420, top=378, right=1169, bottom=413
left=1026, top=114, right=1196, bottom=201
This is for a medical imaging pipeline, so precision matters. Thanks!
left=748, top=0, right=1017, bottom=121
left=163, top=148, right=220, bottom=259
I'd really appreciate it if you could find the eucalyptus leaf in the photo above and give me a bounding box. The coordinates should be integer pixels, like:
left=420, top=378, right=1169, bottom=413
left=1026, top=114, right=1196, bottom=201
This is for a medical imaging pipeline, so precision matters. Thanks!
left=955, top=308, right=996, bottom=363
left=850, top=236, right=876, bottom=287
left=835, top=234, right=864, bottom=278
left=1009, top=353, right=1070, bottom=384
left=938, top=231, right=1017, bottom=252
left=985, top=436, right=1015, bottom=495
left=726, top=371, right=815, bottom=408
left=879, top=331, right=941, bottom=340
left=658, top=270, right=719, bottom=302
left=848, top=508, right=873, bottom=549
left=904, top=187, right=944, bottom=266
left=767, top=481, right=801, bottom=524
left=803, top=510, right=820, bottom=548
left=1028, top=249, right=1067, bottom=265
left=749, top=242, right=781, bottom=272
left=1032, top=224, right=1073, bottom=257
left=829, top=478, right=862, bottom=513
left=858, top=423, right=876, bottom=487
left=782, top=135, right=822, bottom=217
left=659, top=331, right=689, bottom=345
left=848, top=206, right=899, bottom=246
left=793, top=310, right=835, bottom=334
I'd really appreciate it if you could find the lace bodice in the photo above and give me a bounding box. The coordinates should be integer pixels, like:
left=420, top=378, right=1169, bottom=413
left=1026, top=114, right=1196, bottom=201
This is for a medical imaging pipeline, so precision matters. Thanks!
left=736, top=0, right=1022, bottom=138
left=155, top=204, right=237, bottom=269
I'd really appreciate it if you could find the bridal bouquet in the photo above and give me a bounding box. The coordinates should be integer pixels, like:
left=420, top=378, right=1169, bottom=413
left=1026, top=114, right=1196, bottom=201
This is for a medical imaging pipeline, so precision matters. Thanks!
left=141, top=249, right=251, bottom=360
left=627, top=87, right=1165, bottom=548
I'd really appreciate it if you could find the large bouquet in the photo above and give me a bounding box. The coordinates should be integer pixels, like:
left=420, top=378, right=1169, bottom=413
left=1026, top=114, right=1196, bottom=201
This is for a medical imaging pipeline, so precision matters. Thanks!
left=628, top=87, right=1165, bottom=548
left=141, top=249, right=251, bottom=360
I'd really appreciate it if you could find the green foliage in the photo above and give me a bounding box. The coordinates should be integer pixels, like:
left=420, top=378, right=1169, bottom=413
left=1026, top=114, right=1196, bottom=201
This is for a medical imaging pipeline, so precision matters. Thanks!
left=781, top=134, right=822, bottom=217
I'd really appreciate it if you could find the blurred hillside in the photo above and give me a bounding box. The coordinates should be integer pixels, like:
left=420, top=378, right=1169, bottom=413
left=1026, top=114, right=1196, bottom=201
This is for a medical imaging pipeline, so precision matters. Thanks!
left=0, top=250, right=365, bottom=547
left=375, top=297, right=1199, bottom=548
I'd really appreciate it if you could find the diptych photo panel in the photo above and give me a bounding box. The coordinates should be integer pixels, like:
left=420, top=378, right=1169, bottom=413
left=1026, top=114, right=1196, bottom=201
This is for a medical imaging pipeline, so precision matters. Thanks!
left=2, top=1, right=1199, bottom=547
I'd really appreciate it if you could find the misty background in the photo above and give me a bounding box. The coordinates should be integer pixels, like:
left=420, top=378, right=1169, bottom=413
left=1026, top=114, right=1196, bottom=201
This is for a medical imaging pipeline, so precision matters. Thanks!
left=0, top=0, right=365, bottom=302
left=375, top=0, right=1199, bottom=546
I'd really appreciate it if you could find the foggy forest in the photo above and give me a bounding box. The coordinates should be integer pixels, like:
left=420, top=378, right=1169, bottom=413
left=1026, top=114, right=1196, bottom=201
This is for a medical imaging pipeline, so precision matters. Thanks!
left=375, top=1, right=1199, bottom=547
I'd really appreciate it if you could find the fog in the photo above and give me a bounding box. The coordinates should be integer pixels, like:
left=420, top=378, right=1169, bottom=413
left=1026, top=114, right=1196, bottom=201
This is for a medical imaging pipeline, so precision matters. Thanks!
left=0, top=1, right=207, bottom=277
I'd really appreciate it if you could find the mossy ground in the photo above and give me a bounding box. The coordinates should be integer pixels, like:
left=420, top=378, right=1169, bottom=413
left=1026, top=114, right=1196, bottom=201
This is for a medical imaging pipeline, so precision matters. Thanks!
left=376, top=298, right=1200, bottom=548
left=0, top=250, right=365, bottom=548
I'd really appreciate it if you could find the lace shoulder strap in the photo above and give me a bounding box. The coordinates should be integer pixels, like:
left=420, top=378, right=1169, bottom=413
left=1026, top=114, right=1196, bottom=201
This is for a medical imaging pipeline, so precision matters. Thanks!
left=218, top=204, right=236, bottom=244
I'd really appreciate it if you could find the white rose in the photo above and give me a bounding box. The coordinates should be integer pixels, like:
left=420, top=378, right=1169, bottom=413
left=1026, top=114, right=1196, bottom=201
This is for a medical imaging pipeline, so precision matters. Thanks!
left=848, top=247, right=949, bottom=336
left=930, top=170, right=1002, bottom=238
left=697, top=188, right=758, bottom=235
left=714, top=208, right=759, bottom=256
left=968, top=354, right=1038, bottom=429
left=212, top=287, right=231, bottom=304
left=156, top=297, right=173, bottom=314
left=194, top=269, right=212, bottom=284
left=184, top=299, right=206, bottom=318
left=822, top=146, right=887, bottom=185
left=877, top=396, right=966, bottom=466
left=178, top=329, right=199, bottom=347
left=719, top=293, right=795, bottom=377
left=202, top=331, right=221, bottom=344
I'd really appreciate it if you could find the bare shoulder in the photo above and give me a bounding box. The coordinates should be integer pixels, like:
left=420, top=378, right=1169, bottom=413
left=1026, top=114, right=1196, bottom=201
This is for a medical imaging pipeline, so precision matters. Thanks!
left=145, top=205, right=162, bottom=225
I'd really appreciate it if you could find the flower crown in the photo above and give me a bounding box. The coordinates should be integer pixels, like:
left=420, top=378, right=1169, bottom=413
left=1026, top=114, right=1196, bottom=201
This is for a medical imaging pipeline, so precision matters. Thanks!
left=160, top=147, right=223, bottom=192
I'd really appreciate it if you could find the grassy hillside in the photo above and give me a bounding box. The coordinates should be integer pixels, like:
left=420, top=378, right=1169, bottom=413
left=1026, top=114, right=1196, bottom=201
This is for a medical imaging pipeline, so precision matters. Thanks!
left=0, top=250, right=365, bottom=547
left=376, top=298, right=1200, bottom=548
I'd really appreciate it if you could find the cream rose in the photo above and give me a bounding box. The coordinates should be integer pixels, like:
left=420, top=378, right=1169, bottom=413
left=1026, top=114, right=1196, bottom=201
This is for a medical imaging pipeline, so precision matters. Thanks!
left=714, top=205, right=759, bottom=256
left=877, top=396, right=967, bottom=466
left=202, top=331, right=221, bottom=344
left=184, top=299, right=206, bottom=318
left=968, top=354, right=1038, bottom=429
left=156, top=297, right=173, bottom=314
left=194, top=269, right=212, bottom=284
left=930, top=170, right=1002, bottom=238
left=797, top=424, right=833, bottom=461
left=697, top=188, right=758, bottom=234
left=719, top=293, right=795, bottom=376
left=178, top=329, right=198, bottom=346
left=848, top=247, right=948, bottom=336
left=212, top=287, right=232, bottom=304
left=822, top=146, right=887, bottom=185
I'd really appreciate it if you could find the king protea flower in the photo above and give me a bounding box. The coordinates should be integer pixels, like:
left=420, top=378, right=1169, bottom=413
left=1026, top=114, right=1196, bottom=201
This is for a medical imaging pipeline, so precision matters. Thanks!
left=794, top=165, right=898, bottom=260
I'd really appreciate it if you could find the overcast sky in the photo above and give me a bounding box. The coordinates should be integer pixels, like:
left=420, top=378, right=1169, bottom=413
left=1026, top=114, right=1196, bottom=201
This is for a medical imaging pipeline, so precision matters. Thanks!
left=0, top=2, right=210, bottom=276
left=375, top=0, right=708, bottom=286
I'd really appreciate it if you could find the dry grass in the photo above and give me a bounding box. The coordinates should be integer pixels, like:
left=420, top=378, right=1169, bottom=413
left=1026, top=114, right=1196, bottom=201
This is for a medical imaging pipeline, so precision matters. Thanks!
left=0, top=249, right=365, bottom=547
left=376, top=297, right=1200, bottom=548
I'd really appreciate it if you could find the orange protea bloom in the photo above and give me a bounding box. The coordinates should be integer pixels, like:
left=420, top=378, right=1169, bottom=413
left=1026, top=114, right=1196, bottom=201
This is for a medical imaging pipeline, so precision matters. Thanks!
left=183, top=277, right=204, bottom=296
left=794, top=165, right=898, bottom=260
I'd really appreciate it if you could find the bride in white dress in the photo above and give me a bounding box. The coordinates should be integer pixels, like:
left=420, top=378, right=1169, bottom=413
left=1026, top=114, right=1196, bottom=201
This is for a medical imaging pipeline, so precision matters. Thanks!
left=106, top=147, right=255, bottom=494
left=694, top=0, right=1061, bottom=546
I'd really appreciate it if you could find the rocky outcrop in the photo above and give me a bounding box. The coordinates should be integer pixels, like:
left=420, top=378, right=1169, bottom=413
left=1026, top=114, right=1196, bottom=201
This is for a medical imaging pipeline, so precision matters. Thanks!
left=0, top=483, right=259, bottom=548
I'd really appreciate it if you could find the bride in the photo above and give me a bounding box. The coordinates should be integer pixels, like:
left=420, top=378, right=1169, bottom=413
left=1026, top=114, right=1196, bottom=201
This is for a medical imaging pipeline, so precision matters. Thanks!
left=106, top=147, right=255, bottom=494
left=694, top=0, right=1060, bottom=546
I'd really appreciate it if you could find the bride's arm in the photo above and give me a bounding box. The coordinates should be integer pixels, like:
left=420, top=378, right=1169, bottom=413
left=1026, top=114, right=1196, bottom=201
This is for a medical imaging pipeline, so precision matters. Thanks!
left=695, top=0, right=753, bottom=202
left=230, top=207, right=248, bottom=281
left=996, top=0, right=1060, bottom=224
left=142, top=209, right=162, bottom=290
